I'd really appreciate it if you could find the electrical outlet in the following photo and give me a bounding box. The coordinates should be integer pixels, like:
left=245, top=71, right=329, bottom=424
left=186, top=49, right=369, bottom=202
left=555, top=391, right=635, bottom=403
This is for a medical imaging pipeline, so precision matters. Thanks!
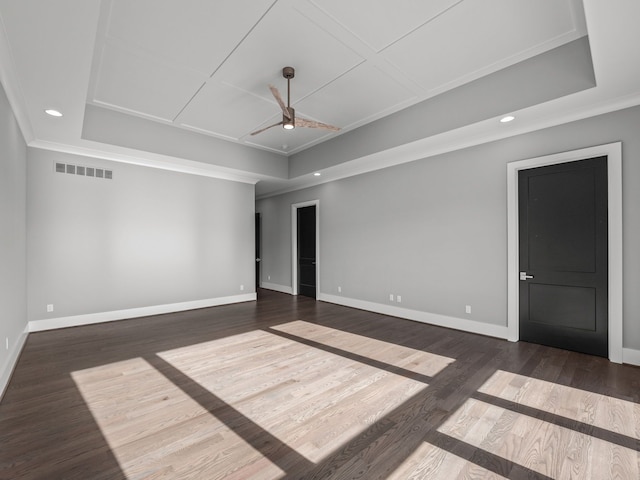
left=240, top=284, right=244, bottom=291
left=397, top=295, right=402, bottom=303
left=389, top=294, right=394, bottom=302
left=338, top=286, right=342, bottom=293
left=47, top=304, right=54, bottom=312
left=268, top=275, right=271, bottom=281
left=465, top=305, right=472, bottom=314
left=5, top=337, right=8, bottom=350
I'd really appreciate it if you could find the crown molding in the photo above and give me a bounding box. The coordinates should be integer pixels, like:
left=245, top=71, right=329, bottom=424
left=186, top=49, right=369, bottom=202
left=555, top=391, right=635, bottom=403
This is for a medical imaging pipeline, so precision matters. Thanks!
left=28, top=139, right=261, bottom=185
left=257, top=90, right=640, bottom=199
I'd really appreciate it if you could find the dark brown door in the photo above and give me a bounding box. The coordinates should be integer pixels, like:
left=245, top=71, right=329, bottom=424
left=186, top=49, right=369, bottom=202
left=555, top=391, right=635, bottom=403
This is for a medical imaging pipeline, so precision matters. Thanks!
left=518, top=156, right=608, bottom=357
left=297, top=205, right=316, bottom=299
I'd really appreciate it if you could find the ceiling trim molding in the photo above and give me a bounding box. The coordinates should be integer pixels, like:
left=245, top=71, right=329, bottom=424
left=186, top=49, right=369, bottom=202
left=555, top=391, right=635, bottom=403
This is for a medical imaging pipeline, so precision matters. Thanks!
left=28, top=139, right=260, bottom=185
left=0, top=14, right=35, bottom=143
left=257, top=91, right=640, bottom=199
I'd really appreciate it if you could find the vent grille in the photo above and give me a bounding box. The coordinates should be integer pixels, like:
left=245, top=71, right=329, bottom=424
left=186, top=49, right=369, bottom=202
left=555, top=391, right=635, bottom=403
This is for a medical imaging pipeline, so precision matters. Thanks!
left=54, top=162, right=112, bottom=180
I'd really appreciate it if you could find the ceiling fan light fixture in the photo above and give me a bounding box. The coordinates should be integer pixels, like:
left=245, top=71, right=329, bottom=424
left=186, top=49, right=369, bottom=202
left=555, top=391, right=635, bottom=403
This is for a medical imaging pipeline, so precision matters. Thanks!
left=283, top=106, right=295, bottom=130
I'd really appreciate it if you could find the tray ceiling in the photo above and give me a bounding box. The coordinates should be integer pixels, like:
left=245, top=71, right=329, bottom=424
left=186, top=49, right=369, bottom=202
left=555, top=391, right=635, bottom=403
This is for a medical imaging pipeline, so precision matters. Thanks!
left=87, top=0, right=586, bottom=155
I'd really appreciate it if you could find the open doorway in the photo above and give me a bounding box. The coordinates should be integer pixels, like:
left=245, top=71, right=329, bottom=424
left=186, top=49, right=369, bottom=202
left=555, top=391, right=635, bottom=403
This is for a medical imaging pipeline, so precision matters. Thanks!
left=291, top=200, right=319, bottom=298
left=255, top=212, right=261, bottom=291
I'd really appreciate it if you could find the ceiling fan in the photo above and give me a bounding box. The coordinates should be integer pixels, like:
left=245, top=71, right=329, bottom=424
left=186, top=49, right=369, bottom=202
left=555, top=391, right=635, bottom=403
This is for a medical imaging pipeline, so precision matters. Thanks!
left=250, top=66, right=341, bottom=136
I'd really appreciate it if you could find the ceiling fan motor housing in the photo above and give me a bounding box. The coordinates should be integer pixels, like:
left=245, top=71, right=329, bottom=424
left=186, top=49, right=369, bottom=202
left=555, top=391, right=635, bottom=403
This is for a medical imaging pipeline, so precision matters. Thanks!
left=283, top=107, right=295, bottom=129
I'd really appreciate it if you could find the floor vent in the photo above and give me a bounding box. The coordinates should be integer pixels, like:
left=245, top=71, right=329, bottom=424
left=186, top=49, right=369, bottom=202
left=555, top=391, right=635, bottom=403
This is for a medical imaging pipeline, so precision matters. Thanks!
left=54, top=162, right=113, bottom=180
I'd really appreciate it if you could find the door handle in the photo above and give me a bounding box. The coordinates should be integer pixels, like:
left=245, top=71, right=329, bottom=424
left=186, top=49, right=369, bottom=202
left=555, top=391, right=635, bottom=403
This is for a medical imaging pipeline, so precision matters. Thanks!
left=256, top=258, right=261, bottom=262
left=520, top=271, right=534, bottom=281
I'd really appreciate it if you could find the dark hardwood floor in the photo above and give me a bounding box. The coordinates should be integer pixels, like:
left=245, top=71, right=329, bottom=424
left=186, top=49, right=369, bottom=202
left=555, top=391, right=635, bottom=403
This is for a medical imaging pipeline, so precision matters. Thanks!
left=1, top=289, right=639, bottom=479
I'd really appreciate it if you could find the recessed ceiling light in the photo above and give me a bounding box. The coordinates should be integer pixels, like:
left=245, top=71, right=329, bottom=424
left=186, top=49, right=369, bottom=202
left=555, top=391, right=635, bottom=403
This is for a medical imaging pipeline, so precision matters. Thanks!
left=313, top=172, right=321, bottom=177
left=45, top=109, right=63, bottom=117
left=500, top=115, right=515, bottom=123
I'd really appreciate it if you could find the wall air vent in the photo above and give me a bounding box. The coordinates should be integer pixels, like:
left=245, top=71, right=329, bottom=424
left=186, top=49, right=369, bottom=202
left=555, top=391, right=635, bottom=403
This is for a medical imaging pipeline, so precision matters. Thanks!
left=53, top=162, right=113, bottom=180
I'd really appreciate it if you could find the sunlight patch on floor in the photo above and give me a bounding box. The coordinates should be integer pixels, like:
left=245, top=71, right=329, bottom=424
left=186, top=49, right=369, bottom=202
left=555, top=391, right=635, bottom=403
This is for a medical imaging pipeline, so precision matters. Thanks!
left=70, top=323, right=448, bottom=474
left=435, top=370, right=640, bottom=479
left=72, top=357, right=285, bottom=479
left=158, top=326, right=429, bottom=463
left=271, top=320, right=455, bottom=378
left=388, top=440, right=508, bottom=480
left=478, top=370, right=640, bottom=440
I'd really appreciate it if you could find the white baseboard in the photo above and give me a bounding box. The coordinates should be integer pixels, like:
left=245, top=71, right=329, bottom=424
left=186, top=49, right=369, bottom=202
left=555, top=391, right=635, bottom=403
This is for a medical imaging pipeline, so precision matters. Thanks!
left=28, top=293, right=257, bottom=332
left=319, top=293, right=509, bottom=339
left=260, top=282, right=293, bottom=295
left=1, top=324, right=29, bottom=401
left=622, top=348, right=640, bottom=366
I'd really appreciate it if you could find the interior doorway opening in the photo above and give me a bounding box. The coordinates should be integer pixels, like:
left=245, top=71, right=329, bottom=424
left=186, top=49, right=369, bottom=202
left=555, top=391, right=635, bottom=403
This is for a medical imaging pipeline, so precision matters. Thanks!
left=291, top=200, right=320, bottom=298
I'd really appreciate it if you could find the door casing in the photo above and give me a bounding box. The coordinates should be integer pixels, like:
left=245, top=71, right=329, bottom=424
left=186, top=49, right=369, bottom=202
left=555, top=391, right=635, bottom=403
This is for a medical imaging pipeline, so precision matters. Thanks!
left=507, top=142, right=622, bottom=363
left=291, top=200, right=320, bottom=296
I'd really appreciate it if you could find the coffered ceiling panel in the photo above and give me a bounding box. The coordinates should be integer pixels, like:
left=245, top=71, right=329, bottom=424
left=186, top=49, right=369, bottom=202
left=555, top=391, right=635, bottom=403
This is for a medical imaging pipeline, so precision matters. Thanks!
left=294, top=63, right=417, bottom=130
left=310, top=0, right=461, bottom=52
left=383, top=0, right=586, bottom=95
left=211, top=1, right=364, bottom=101
left=105, top=0, right=276, bottom=75
left=91, top=0, right=276, bottom=122
left=93, top=39, right=206, bottom=121
left=176, top=81, right=278, bottom=140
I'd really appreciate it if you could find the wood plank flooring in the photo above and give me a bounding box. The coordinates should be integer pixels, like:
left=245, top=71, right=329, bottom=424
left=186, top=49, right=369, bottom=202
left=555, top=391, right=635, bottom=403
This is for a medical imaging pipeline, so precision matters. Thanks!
left=1, top=289, right=639, bottom=479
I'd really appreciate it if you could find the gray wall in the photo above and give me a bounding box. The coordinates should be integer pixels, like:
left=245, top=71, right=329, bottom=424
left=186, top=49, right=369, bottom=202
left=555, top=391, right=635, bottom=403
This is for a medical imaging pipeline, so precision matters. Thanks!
left=27, top=149, right=255, bottom=322
left=257, top=105, right=640, bottom=349
left=0, top=80, right=27, bottom=386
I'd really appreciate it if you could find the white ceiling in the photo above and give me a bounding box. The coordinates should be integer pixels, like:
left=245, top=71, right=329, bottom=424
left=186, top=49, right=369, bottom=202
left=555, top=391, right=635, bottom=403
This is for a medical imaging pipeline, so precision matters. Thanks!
left=1, top=0, right=639, bottom=196
left=88, top=0, right=586, bottom=155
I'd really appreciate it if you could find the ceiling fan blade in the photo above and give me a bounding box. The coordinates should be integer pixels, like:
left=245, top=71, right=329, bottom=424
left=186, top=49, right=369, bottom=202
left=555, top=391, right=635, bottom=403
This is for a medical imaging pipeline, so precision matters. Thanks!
left=250, top=121, right=284, bottom=136
left=268, top=84, right=291, bottom=119
left=295, top=117, right=341, bottom=132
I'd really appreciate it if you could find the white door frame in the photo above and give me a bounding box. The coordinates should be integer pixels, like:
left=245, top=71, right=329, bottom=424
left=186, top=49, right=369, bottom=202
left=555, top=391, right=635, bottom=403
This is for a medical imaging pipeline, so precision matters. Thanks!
left=291, top=200, right=320, bottom=296
left=506, top=142, right=623, bottom=363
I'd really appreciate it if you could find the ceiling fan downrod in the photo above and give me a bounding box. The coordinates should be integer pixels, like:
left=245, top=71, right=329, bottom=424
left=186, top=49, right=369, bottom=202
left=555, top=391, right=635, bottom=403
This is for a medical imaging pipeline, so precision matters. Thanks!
left=282, top=66, right=295, bottom=129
